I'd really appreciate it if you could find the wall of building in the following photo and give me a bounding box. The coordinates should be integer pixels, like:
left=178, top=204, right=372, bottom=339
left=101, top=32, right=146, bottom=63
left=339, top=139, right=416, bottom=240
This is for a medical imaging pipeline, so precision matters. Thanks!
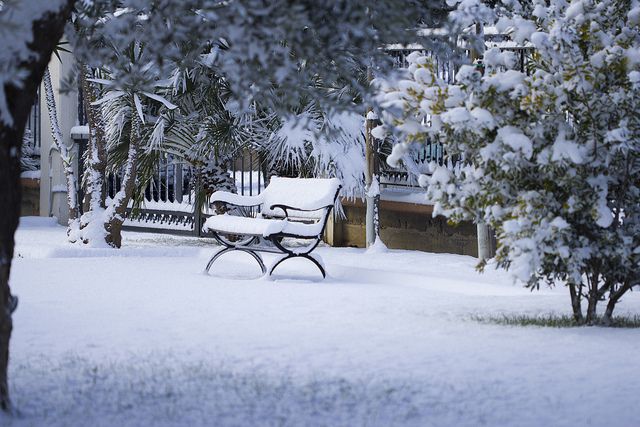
left=20, top=178, right=41, bottom=216
left=326, top=199, right=478, bottom=257
left=39, top=49, right=80, bottom=224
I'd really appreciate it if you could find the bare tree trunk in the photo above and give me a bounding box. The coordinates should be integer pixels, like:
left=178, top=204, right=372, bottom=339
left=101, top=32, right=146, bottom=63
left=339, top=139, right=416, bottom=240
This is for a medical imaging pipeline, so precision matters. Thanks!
left=585, top=272, right=600, bottom=325
left=603, top=281, right=634, bottom=326
left=568, top=282, right=584, bottom=324
left=0, top=124, right=20, bottom=413
left=603, top=299, right=616, bottom=326
left=43, top=67, right=79, bottom=238
left=585, top=296, right=598, bottom=324
left=104, top=115, right=141, bottom=248
left=0, top=1, right=74, bottom=412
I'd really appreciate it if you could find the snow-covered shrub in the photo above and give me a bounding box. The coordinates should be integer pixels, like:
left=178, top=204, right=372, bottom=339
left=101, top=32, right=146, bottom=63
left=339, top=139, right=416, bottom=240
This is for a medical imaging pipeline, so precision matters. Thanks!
left=379, top=0, right=640, bottom=325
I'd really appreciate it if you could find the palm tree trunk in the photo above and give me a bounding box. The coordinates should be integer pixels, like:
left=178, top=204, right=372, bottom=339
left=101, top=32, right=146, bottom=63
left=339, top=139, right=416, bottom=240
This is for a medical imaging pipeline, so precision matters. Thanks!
left=79, top=66, right=107, bottom=214
left=77, top=66, right=110, bottom=246
left=104, top=115, right=141, bottom=248
left=43, top=67, right=79, bottom=239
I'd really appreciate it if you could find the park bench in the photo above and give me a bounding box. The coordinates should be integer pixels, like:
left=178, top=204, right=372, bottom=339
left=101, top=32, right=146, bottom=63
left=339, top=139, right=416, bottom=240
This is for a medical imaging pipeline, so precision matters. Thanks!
left=202, top=177, right=342, bottom=278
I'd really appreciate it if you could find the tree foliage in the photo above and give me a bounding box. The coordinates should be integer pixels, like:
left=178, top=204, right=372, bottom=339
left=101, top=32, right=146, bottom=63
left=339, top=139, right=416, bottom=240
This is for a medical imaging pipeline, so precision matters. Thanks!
left=380, top=0, right=640, bottom=325
left=70, top=0, right=443, bottom=116
left=70, top=0, right=436, bottom=229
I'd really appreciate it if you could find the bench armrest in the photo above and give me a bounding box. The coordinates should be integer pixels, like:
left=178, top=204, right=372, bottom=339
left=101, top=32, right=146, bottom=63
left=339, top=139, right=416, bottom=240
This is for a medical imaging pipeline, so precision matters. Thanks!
left=210, top=191, right=263, bottom=207
left=269, top=203, right=334, bottom=218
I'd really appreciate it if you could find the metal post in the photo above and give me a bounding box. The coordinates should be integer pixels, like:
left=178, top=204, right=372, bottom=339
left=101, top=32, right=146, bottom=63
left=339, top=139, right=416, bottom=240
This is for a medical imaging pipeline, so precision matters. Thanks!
left=241, top=153, right=245, bottom=196
left=156, top=162, right=161, bottom=202
left=477, top=221, right=492, bottom=261
left=365, top=112, right=381, bottom=246
left=175, top=162, right=183, bottom=203
left=165, top=155, right=169, bottom=202
left=193, top=171, right=203, bottom=237
left=257, top=154, right=262, bottom=195
left=471, top=22, right=493, bottom=261
left=364, top=66, right=381, bottom=248
left=249, top=151, right=253, bottom=196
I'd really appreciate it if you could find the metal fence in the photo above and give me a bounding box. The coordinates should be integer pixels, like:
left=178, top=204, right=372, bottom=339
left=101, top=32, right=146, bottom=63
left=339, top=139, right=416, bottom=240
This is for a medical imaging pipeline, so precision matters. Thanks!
left=105, top=151, right=266, bottom=236
left=24, top=88, right=41, bottom=156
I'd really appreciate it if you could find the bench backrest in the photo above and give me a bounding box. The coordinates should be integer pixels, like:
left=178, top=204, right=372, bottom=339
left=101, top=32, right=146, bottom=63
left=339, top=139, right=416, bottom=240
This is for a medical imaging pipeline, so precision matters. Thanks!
left=261, top=177, right=341, bottom=220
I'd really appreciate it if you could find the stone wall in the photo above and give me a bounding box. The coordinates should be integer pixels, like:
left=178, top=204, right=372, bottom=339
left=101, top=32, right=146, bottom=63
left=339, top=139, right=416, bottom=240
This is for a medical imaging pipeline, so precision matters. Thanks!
left=326, top=199, right=478, bottom=256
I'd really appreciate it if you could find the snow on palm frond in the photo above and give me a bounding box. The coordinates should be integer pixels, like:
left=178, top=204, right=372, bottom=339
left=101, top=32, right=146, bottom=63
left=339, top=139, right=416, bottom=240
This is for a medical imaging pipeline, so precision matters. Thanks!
left=155, top=60, right=272, bottom=165
left=269, top=108, right=319, bottom=174
left=146, top=115, right=166, bottom=153
left=93, top=71, right=178, bottom=154
left=161, top=119, right=202, bottom=159
left=313, top=110, right=366, bottom=200
left=99, top=90, right=130, bottom=152
left=265, top=104, right=365, bottom=199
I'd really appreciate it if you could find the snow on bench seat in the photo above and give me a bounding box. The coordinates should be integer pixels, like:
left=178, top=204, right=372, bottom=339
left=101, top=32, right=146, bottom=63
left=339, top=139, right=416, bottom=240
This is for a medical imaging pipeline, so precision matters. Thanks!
left=202, top=215, right=324, bottom=238
left=260, top=177, right=341, bottom=219
left=202, top=177, right=342, bottom=278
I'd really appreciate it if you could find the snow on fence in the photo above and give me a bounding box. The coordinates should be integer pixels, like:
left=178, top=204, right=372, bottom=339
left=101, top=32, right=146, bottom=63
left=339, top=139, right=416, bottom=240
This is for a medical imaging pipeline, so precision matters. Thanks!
left=105, top=152, right=266, bottom=236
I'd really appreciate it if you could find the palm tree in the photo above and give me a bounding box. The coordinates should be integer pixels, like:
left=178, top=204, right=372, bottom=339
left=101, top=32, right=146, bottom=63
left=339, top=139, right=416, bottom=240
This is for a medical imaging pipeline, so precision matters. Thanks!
left=84, top=42, right=178, bottom=247
left=42, top=42, right=81, bottom=240
left=146, top=57, right=273, bottom=214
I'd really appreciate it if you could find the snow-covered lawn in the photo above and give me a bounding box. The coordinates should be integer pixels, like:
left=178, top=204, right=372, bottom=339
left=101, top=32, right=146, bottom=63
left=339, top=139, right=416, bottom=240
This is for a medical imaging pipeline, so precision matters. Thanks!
left=5, top=217, right=640, bottom=426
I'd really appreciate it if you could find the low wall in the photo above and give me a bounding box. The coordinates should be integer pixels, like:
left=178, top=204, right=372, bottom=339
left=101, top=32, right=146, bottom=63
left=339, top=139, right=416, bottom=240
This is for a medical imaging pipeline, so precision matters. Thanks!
left=20, top=177, right=40, bottom=216
left=327, top=199, right=478, bottom=256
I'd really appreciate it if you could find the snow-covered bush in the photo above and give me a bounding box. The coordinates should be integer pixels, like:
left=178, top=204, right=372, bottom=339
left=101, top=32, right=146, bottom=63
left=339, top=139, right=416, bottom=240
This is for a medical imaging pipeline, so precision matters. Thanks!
left=379, top=0, right=640, bottom=325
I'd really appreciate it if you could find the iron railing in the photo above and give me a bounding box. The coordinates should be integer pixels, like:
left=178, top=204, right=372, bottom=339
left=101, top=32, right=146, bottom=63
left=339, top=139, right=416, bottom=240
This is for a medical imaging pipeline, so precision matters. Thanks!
left=24, top=88, right=41, bottom=156
left=104, top=151, right=266, bottom=236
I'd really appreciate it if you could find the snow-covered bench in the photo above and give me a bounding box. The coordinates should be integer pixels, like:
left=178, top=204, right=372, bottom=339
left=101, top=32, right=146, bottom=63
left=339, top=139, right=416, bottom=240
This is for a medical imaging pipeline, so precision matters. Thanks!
left=202, top=177, right=342, bottom=278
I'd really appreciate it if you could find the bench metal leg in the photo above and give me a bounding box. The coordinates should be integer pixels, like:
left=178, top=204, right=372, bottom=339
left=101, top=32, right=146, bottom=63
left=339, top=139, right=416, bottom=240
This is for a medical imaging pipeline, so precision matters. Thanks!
left=269, top=253, right=326, bottom=278
left=268, top=236, right=326, bottom=278
left=205, top=231, right=327, bottom=279
left=206, top=232, right=267, bottom=275
left=205, top=246, right=234, bottom=273
left=205, top=247, right=267, bottom=275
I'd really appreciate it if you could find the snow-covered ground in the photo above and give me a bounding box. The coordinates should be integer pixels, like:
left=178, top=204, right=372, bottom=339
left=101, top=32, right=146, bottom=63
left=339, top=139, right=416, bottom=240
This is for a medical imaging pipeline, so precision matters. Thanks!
left=5, top=217, right=640, bottom=426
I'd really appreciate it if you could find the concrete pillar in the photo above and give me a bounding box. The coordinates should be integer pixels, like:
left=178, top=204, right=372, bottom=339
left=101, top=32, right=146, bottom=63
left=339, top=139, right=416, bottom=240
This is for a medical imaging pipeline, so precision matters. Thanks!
left=477, top=221, right=492, bottom=261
